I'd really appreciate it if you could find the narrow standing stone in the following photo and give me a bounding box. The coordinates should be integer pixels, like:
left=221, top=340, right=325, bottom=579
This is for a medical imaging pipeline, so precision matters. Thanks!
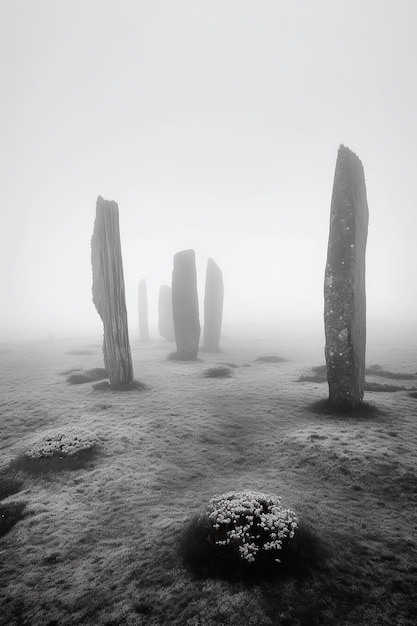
left=324, top=145, right=369, bottom=408
left=171, top=249, right=200, bottom=359
left=158, top=285, right=175, bottom=341
left=138, top=279, right=150, bottom=342
left=91, top=196, right=134, bottom=387
left=203, top=258, right=224, bottom=352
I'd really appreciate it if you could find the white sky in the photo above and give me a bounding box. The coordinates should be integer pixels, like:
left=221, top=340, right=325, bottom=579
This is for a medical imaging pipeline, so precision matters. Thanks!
left=1, top=0, right=417, bottom=341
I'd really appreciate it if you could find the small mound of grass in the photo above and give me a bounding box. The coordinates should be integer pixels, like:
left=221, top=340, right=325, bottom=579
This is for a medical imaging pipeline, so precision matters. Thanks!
left=255, top=356, right=287, bottom=363
left=309, top=398, right=383, bottom=418
left=203, top=365, right=233, bottom=379
left=59, top=368, right=82, bottom=376
left=0, top=470, right=23, bottom=500
left=297, top=364, right=416, bottom=389
left=67, top=368, right=108, bottom=385
left=179, top=491, right=324, bottom=581
left=92, top=379, right=148, bottom=392
left=297, top=364, right=327, bottom=383
left=364, top=381, right=409, bottom=392
left=297, top=374, right=327, bottom=383
left=408, top=391, right=417, bottom=399
left=0, top=501, right=27, bottom=538
left=11, top=428, right=99, bottom=474
left=366, top=364, right=417, bottom=380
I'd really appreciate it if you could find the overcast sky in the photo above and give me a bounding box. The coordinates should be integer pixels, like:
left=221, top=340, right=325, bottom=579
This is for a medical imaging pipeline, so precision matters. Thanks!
left=1, top=0, right=417, bottom=342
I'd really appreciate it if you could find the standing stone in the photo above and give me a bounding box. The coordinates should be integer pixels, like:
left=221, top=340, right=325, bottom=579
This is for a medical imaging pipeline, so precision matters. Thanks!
left=138, top=279, right=150, bottom=342
left=171, top=249, right=200, bottom=359
left=203, top=258, right=224, bottom=352
left=324, top=145, right=369, bottom=408
left=91, top=196, right=134, bottom=388
left=158, top=285, right=175, bottom=341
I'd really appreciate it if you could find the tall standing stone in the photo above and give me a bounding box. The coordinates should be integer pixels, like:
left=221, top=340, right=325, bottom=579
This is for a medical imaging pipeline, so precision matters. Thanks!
left=138, top=278, right=150, bottom=342
left=91, top=196, right=134, bottom=388
left=203, top=258, right=224, bottom=352
left=158, top=285, right=175, bottom=341
left=171, top=249, right=200, bottom=359
left=324, top=145, right=369, bottom=408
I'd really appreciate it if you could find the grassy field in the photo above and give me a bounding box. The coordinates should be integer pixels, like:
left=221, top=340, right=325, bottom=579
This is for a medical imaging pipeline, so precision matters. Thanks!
left=1, top=330, right=417, bottom=625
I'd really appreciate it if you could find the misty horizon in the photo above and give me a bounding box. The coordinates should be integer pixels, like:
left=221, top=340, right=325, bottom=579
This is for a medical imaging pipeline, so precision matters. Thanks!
left=1, top=1, right=417, bottom=343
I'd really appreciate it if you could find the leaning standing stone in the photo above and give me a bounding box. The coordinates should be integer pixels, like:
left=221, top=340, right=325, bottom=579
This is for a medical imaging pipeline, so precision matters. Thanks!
left=171, top=249, right=200, bottom=359
left=203, top=258, right=224, bottom=352
left=91, top=196, right=134, bottom=388
left=324, top=145, right=369, bottom=408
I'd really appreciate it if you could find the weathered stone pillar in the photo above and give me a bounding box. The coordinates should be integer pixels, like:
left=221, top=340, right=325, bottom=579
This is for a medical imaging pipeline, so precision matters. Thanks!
left=203, top=258, right=224, bottom=352
left=324, top=145, right=369, bottom=408
left=138, top=279, right=150, bottom=342
left=158, top=285, right=175, bottom=341
left=91, top=196, right=134, bottom=388
left=171, top=249, right=200, bottom=359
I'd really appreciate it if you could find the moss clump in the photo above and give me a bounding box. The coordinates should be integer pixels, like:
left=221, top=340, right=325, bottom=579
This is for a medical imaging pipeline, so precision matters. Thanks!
left=255, top=356, right=287, bottom=363
left=180, top=491, right=323, bottom=581
left=203, top=365, right=233, bottom=379
left=364, top=382, right=408, bottom=392
left=67, top=368, right=108, bottom=385
left=366, top=365, right=417, bottom=380
left=11, top=427, right=99, bottom=474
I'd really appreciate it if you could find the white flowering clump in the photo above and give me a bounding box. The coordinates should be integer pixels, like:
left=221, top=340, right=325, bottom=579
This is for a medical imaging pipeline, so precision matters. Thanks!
left=206, top=490, right=298, bottom=564
left=25, top=428, right=98, bottom=459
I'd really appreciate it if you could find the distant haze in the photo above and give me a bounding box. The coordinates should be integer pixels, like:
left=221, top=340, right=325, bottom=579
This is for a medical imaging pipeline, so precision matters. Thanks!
left=1, top=0, right=417, bottom=343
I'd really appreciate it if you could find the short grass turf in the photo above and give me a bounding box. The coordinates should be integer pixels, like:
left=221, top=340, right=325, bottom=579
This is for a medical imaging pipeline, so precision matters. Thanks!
left=0, top=335, right=417, bottom=625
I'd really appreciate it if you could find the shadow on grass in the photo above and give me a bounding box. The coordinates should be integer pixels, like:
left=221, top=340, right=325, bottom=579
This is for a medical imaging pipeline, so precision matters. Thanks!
left=309, top=398, right=384, bottom=418
left=408, top=392, right=417, bottom=399
left=92, top=380, right=148, bottom=392
left=0, top=470, right=23, bottom=500
left=10, top=449, right=97, bottom=475
left=255, top=356, right=288, bottom=364
left=0, top=502, right=27, bottom=538
left=179, top=515, right=326, bottom=583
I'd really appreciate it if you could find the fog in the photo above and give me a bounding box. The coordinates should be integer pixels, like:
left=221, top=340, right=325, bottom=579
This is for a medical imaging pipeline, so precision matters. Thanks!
left=1, top=0, right=417, bottom=344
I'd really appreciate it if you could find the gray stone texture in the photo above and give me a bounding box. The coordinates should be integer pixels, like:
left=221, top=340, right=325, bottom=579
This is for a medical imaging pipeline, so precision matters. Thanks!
left=203, top=258, right=224, bottom=352
left=138, top=278, right=150, bottom=342
left=172, top=249, right=201, bottom=359
left=324, top=145, right=369, bottom=408
left=158, top=285, right=175, bottom=341
left=91, top=196, right=134, bottom=387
